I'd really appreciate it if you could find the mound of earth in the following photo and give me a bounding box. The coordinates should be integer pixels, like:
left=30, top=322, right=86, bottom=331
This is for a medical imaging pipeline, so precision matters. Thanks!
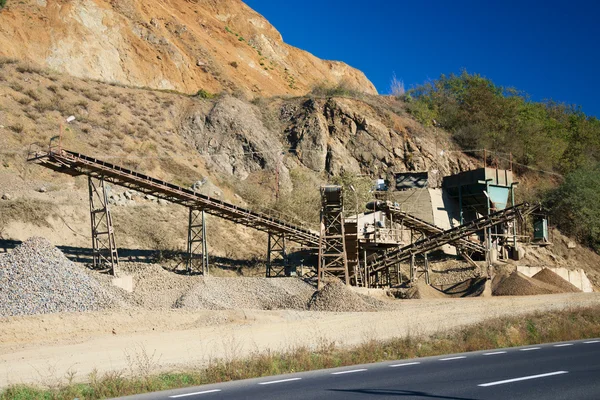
left=493, top=271, right=562, bottom=296
left=532, top=268, right=581, bottom=293
left=175, top=277, right=315, bottom=310
left=308, top=281, right=387, bottom=312
left=0, top=237, right=122, bottom=316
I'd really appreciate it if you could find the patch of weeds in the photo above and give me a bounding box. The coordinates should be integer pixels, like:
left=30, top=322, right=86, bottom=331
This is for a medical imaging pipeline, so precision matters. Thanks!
left=8, top=81, right=24, bottom=92
left=24, top=89, right=40, bottom=101
left=195, top=89, right=215, bottom=99
left=8, top=123, right=24, bottom=133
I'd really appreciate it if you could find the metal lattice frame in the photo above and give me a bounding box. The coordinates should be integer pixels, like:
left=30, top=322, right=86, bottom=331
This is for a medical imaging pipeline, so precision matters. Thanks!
left=88, top=177, right=119, bottom=275
left=266, top=232, right=287, bottom=277
left=187, top=208, right=208, bottom=274
left=317, top=186, right=349, bottom=289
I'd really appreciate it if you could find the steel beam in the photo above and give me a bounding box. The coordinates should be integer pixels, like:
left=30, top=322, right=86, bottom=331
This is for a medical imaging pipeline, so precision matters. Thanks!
left=187, top=208, right=208, bottom=274
left=88, top=177, right=119, bottom=275
left=266, top=232, right=287, bottom=277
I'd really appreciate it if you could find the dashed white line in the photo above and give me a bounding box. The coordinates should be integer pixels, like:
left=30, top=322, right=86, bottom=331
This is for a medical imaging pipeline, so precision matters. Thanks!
left=439, top=356, right=467, bottom=361
left=331, top=368, right=368, bottom=375
left=584, top=340, right=600, bottom=344
left=520, top=347, right=541, bottom=351
left=478, top=371, right=568, bottom=387
left=258, top=378, right=302, bottom=385
left=390, top=362, right=421, bottom=368
left=554, top=343, right=574, bottom=347
left=169, top=389, right=222, bottom=398
left=483, top=351, right=507, bottom=356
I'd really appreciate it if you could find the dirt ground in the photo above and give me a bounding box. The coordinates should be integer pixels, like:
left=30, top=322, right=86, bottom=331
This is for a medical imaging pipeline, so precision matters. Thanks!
left=1, top=292, right=599, bottom=388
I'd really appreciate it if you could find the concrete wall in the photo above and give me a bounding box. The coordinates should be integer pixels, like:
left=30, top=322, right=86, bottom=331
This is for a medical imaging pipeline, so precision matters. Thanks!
left=517, top=266, right=594, bottom=293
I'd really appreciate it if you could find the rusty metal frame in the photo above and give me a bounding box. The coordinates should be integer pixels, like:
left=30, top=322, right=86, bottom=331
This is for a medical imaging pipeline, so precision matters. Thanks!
left=187, top=208, right=208, bottom=274
left=27, top=148, right=320, bottom=248
left=88, top=176, right=119, bottom=275
left=266, top=232, right=287, bottom=277
left=317, top=186, right=349, bottom=289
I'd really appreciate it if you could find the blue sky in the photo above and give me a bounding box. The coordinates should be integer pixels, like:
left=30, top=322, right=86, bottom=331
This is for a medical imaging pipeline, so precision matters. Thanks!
left=244, top=0, right=600, bottom=117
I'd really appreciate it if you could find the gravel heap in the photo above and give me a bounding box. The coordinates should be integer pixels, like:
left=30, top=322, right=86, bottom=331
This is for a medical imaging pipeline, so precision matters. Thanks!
left=493, top=271, right=562, bottom=296
left=176, top=277, right=316, bottom=310
left=532, top=268, right=581, bottom=293
left=0, top=237, right=121, bottom=316
left=308, top=281, right=386, bottom=312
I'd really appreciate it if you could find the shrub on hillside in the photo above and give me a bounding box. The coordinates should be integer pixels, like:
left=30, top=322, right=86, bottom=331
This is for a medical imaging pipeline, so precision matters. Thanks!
left=546, top=164, right=600, bottom=251
left=0, top=0, right=6, bottom=10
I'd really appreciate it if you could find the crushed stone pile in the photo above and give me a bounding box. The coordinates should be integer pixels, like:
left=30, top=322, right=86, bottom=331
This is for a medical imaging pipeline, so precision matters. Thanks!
left=0, top=237, right=122, bottom=316
left=176, top=277, right=316, bottom=310
left=532, top=268, right=581, bottom=293
left=308, top=281, right=387, bottom=312
left=493, top=271, right=563, bottom=296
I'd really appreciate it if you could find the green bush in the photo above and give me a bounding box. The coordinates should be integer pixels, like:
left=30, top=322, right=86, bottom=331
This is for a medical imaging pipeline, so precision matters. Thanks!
left=0, top=0, right=6, bottom=9
left=195, top=89, right=215, bottom=99
left=406, top=70, right=600, bottom=174
left=546, top=164, right=600, bottom=251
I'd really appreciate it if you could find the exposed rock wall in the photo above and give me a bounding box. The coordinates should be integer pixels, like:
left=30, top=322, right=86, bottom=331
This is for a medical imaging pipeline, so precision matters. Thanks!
left=0, top=0, right=376, bottom=97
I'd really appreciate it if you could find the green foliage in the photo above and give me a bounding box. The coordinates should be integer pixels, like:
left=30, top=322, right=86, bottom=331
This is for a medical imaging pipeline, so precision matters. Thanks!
left=310, top=82, right=363, bottom=99
left=0, top=0, right=6, bottom=10
left=331, top=172, right=373, bottom=215
left=546, top=164, right=600, bottom=251
left=195, top=89, right=215, bottom=99
left=406, top=70, right=600, bottom=174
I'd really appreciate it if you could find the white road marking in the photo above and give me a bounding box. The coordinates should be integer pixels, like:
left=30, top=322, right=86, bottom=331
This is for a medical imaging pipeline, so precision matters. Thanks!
left=331, top=368, right=368, bottom=375
left=169, top=389, right=222, bottom=398
left=483, top=351, right=507, bottom=356
left=478, top=371, right=568, bottom=387
left=520, top=347, right=541, bottom=351
left=554, top=343, right=574, bottom=347
left=390, top=362, right=421, bottom=368
left=584, top=340, right=600, bottom=344
left=258, top=378, right=302, bottom=385
left=439, top=356, right=467, bottom=361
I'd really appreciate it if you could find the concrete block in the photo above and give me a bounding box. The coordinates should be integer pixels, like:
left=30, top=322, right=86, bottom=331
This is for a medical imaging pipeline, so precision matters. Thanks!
left=112, top=275, right=134, bottom=293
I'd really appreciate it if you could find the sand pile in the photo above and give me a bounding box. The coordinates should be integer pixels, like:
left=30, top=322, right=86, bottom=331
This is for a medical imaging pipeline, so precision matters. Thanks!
left=308, top=281, right=387, bottom=312
left=493, top=271, right=562, bottom=296
left=532, top=268, right=581, bottom=293
left=176, top=277, right=315, bottom=310
left=0, top=237, right=122, bottom=316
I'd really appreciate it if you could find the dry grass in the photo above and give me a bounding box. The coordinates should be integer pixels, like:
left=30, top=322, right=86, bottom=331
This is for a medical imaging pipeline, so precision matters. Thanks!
left=0, top=198, right=57, bottom=236
left=3, top=305, right=599, bottom=399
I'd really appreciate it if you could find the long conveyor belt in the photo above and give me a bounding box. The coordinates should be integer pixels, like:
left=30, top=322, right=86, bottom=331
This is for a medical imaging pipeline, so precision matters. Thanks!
left=27, top=147, right=320, bottom=247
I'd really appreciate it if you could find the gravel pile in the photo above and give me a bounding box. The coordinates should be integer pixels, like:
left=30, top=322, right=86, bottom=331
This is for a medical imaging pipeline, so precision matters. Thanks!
left=176, top=277, right=316, bottom=310
left=493, top=271, right=562, bottom=296
left=0, top=237, right=121, bottom=316
left=532, top=268, right=581, bottom=293
left=308, top=282, right=385, bottom=312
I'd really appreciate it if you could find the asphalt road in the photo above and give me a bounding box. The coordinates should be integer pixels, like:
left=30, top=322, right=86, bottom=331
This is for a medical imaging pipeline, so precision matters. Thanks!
left=119, top=338, right=600, bottom=400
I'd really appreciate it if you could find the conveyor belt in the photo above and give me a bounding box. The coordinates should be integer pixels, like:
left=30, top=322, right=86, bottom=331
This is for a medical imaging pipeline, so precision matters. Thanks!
left=28, top=148, right=320, bottom=247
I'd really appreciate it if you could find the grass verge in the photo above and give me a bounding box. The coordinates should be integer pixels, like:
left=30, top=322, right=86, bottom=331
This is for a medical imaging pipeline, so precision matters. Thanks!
left=3, top=305, right=600, bottom=399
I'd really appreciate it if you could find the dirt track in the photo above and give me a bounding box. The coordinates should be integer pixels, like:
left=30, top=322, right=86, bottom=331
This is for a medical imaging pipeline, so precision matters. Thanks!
left=1, top=292, right=599, bottom=388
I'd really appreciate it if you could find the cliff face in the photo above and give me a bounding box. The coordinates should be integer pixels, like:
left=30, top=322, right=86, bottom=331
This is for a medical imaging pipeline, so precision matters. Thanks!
left=0, top=0, right=376, bottom=97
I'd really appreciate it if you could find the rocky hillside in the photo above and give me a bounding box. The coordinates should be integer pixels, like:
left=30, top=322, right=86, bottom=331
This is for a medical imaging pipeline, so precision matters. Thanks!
left=0, top=58, right=475, bottom=259
left=0, top=0, right=376, bottom=97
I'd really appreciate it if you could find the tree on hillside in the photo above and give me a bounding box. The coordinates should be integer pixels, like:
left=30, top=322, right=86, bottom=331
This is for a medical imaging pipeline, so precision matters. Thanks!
left=546, top=164, right=600, bottom=251
left=405, top=70, right=600, bottom=175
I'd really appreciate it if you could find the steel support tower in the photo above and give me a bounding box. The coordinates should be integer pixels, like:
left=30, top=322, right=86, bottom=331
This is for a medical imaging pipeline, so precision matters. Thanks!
left=317, top=185, right=349, bottom=289
left=88, top=176, right=119, bottom=275
left=187, top=208, right=208, bottom=274
left=266, top=232, right=287, bottom=277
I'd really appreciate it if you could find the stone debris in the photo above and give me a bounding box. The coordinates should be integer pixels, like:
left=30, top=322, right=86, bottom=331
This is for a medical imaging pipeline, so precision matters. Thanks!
left=176, top=277, right=315, bottom=311
left=493, top=271, right=562, bottom=296
left=532, top=268, right=581, bottom=293
left=308, top=281, right=387, bottom=312
left=0, top=237, right=122, bottom=316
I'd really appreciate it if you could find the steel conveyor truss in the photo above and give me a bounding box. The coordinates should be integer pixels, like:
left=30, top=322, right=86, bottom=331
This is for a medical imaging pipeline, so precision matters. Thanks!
left=27, top=147, right=320, bottom=248
left=367, top=202, right=538, bottom=276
